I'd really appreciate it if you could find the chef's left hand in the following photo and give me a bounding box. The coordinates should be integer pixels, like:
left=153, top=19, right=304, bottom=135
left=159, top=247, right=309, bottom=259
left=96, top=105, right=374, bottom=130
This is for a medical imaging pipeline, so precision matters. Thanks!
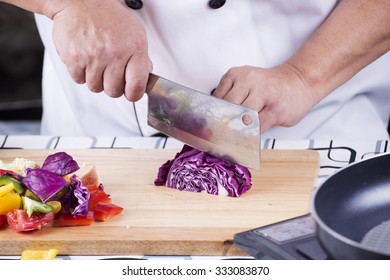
left=213, top=0, right=390, bottom=134
left=212, top=64, right=316, bottom=133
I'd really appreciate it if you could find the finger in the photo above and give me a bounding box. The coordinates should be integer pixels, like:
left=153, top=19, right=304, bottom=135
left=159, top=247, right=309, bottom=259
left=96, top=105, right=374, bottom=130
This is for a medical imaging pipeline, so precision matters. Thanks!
left=222, top=83, right=250, bottom=104
left=102, top=62, right=126, bottom=98
left=245, top=90, right=276, bottom=134
left=258, top=107, right=277, bottom=134
left=67, top=65, right=86, bottom=84
left=85, top=62, right=105, bottom=93
left=241, top=90, right=264, bottom=113
left=59, top=46, right=87, bottom=84
left=212, top=74, right=233, bottom=99
left=123, top=54, right=150, bottom=102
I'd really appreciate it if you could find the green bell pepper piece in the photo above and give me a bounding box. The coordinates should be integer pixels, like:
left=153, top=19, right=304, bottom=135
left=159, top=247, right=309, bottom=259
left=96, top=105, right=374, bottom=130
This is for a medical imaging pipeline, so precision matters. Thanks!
left=22, top=196, right=54, bottom=217
left=0, top=175, right=25, bottom=194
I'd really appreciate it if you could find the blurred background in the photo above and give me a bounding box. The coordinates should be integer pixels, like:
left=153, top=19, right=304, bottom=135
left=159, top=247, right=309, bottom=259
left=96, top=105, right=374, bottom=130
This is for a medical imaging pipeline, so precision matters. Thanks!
left=0, top=3, right=43, bottom=134
left=0, top=3, right=389, bottom=137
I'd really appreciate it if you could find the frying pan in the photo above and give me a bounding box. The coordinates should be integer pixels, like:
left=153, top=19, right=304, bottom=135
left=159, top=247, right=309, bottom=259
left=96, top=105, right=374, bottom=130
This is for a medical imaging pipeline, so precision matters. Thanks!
left=312, top=152, right=390, bottom=259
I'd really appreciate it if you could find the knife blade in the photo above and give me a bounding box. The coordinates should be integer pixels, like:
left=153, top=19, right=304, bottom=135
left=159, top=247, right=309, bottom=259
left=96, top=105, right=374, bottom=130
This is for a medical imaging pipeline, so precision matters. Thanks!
left=146, top=73, right=260, bottom=169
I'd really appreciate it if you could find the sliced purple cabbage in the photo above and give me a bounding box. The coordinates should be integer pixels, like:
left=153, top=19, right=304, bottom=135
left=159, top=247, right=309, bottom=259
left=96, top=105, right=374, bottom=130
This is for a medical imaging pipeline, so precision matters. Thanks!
left=41, top=152, right=80, bottom=176
left=21, top=151, right=90, bottom=216
left=155, top=145, right=252, bottom=197
left=59, top=174, right=90, bottom=216
left=22, top=168, right=68, bottom=202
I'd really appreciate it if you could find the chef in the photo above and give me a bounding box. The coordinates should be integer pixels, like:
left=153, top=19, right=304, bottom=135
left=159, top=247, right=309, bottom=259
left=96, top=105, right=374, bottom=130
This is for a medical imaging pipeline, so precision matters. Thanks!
left=2, top=0, right=390, bottom=140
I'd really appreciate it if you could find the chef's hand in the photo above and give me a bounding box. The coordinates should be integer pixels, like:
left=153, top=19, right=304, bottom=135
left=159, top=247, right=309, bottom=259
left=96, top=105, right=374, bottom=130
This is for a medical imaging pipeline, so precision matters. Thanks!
left=212, top=0, right=390, bottom=134
left=212, top=64, right=316, bottom=133
left=49, top=0, right=151, bottom=101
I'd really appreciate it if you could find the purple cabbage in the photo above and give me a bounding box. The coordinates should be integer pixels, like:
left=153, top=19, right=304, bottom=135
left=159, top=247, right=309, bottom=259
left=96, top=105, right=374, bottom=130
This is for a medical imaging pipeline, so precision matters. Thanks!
left=41, top=152, right=80, bottom=176
left=59, top=174, right=90, bottom=216
left=155, top=145, right=252, bottom=197
left=22, top=168, right=68, bottom=202
left=21, top=151, right=90, bottom=216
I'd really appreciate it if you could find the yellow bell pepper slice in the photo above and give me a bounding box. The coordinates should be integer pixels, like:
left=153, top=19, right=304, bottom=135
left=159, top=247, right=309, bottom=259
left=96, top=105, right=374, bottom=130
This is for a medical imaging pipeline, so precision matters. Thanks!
left=0, top=182, right=15, bottom=197
left=0, top=192, right=21, bottom=215
left=21, top=249, right=59, bottom=260
left=46, top=201, right=62, bottom=214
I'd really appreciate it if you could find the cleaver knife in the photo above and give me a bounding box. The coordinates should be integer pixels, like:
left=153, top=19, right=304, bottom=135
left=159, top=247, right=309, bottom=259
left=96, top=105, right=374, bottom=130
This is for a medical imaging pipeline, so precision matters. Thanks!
left=146, top=73, right=260, bottom=170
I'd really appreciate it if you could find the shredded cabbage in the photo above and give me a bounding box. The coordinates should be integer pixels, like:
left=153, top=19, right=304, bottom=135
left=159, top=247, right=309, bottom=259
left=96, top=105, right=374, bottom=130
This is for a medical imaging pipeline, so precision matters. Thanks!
left=155, top=145, right=252, bottom=197
left=59, top=174, right=90, bottom=216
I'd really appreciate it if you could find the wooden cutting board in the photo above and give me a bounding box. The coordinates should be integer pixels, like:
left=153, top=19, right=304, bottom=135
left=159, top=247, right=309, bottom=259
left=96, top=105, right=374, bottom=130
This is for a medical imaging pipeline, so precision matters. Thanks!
left=0, top=149, right=319, bottom=256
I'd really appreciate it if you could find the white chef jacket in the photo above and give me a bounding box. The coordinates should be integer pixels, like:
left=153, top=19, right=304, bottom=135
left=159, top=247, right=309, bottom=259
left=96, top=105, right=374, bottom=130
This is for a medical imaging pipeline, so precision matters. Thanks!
left=34, top=0, right=390, bottom=140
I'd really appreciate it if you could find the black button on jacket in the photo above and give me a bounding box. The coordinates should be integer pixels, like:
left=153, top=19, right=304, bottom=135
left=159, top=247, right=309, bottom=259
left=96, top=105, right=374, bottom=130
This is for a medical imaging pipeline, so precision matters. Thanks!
left=125, top=0, right=143, bottom=10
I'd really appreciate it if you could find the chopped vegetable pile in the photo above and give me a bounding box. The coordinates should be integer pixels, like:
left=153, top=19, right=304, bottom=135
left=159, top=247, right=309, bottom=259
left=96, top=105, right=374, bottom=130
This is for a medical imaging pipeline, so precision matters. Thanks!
left=154, top=145, right=252, bottom=197
left=0, top=152, right=123, bottom=232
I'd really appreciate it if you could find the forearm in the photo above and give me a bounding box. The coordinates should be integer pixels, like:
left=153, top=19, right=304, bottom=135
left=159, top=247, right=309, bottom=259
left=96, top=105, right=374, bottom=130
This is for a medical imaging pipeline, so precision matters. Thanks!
left=286, top=0, right=390, bottom=104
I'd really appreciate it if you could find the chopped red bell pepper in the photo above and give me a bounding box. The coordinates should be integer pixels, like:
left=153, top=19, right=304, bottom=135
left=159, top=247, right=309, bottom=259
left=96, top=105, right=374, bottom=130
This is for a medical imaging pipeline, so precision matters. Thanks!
left=0, top=214, right=6, bottom=228
left=56, top=211, right=94, bottom=227
left=93, top=202, right=123, bottom=221
left=88, top=190, right=111, bottom=211
left=0, top=169, right=13, bottom=176
left=0, top=169, right=20, bottom=178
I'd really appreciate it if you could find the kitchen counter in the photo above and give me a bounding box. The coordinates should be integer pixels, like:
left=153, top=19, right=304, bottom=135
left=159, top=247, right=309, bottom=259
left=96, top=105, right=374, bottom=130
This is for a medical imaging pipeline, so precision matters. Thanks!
left=0, top=135, right=388, bottom=260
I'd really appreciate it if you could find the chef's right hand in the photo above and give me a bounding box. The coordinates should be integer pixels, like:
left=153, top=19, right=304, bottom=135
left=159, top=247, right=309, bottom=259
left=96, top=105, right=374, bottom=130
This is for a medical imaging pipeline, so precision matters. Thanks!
left=47, top=0, right=151, bottom=101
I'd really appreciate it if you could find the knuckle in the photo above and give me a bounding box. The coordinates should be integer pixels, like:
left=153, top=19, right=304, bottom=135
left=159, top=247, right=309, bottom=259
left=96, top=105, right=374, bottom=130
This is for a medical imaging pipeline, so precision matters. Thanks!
left=132, top=42, right=145, bottom=54
left=106, top=38, right=147, bottom=62
left=89, top=87, right=103, bottom=93
left=87, top=81, right=103, bottom=93
left=64, top=45, right=89, bottom=65
left=67, top=68, right=85, bottom=84
left=105, top=46, right=123, bottom=62
left=125, top=80, right=145, bottom=101
left=127, top=79, right=145, bottom=93
left=72, top=75, right=85, bottom=84
left=104, top=87, right=124, bottom=98
left=225, top=67, right=239, bottom=76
